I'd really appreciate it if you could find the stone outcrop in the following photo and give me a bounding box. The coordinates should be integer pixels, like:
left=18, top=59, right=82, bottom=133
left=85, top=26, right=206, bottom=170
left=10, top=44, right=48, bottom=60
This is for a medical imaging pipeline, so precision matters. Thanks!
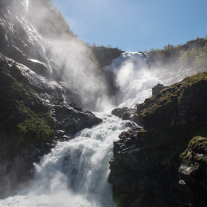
left=52, top=103, right=102, bottom=141
left=91, top=46, right=124, bottom=97
left=112, top=107, right=136, bottom=121
left=152, top=83, right=166, bottom=96
left=109, top=72, right=207, bottom=207
left=109, top=128, right=185, bottom=207
left=91, top=47, right=124, bottom=68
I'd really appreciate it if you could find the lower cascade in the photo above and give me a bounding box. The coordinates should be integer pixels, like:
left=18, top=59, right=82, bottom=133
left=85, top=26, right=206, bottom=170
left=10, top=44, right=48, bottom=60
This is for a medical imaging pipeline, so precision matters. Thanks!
left=1, top=113, right=133, bottom=207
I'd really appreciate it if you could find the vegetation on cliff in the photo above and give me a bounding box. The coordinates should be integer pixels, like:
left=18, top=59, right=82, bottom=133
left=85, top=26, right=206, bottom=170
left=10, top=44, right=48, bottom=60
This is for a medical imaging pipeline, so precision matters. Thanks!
left=149, top=37, right=207, bottom=69
left=0, top=55, right=55, bottom=159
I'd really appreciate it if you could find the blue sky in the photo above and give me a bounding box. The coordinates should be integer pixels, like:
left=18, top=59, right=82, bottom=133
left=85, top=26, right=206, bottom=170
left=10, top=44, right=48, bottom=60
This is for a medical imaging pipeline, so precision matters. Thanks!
left=53, top=0, right=207, bottom=52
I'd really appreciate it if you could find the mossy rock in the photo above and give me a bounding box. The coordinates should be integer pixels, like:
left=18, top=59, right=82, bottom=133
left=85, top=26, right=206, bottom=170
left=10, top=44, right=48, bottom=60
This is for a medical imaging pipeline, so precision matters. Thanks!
left=179, top=135, right=207, bottom=195
left=180, top=136, right=207, bottom=168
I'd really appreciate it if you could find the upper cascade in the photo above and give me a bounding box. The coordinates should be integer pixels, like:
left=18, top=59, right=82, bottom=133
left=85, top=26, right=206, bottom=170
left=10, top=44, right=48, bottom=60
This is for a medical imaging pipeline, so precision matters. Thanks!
left=107, top=50, right=199, bottom=108
left=107, top=52, right=161, bottom=108
left=108, top=52, right=156, bottom=73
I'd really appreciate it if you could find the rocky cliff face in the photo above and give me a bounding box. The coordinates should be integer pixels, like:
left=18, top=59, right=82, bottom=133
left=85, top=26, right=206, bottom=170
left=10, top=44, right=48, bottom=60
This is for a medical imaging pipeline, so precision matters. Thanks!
left=91, top=46, right=124, bottom=96
left=109, top=72, right=207, bottom=207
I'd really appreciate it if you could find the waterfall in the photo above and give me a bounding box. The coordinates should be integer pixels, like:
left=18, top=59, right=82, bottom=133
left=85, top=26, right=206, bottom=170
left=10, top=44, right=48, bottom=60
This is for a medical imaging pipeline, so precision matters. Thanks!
left=110, top=52, right=195, bottom=108
left=21, top=0, right=29, bottom=14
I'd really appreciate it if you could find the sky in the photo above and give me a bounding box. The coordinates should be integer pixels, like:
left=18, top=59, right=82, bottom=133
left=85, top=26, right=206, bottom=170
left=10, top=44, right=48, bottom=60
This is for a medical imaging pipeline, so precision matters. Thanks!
left=53, top=0, right=207, bottom=52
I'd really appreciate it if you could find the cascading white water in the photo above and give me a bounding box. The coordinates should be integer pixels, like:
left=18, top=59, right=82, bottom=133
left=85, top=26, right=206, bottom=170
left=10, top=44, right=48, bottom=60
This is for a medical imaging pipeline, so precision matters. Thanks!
left=22, top=0, right=29, bottom=12
left=110, top=52, right=196, bottom=108
left=1, top=113, right=133, bottom=207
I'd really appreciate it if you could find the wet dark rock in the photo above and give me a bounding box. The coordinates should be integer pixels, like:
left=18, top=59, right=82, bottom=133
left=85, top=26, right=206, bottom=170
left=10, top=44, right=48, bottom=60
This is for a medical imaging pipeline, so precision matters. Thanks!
left=91, top=47, right=124, bottom=97
left=0, top=4, right=52, bottom=77
left=0, top=141, right=53, bottom=199
left=178, top=136, right=207, bottom=206
left=52, top=103, right=102, bottom=136
left=112, top=107, right=136, bottom=121
left=91, top=47, right=124, bottom=68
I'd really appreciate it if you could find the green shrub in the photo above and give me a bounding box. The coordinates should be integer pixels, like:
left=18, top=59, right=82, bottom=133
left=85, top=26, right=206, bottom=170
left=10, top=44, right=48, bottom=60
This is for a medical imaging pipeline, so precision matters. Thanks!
left=149, top=95, right=157, bottom=102
left=193, top=43, right=207, bottom=70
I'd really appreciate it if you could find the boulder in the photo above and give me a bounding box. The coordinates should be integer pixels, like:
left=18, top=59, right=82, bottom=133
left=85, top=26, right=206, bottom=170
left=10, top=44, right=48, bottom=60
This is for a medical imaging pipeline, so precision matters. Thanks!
left=52, top=103, right=102, bottom=139
left=152, top=83, right=166, bottom=96
left=112, top=107, right=136, bottom=121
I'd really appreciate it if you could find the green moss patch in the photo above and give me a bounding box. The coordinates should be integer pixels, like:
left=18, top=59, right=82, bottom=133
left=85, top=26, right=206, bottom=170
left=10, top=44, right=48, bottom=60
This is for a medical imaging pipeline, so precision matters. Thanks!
left=148, top=94, right=157, bottom=103
left=0, top=55, right=54, bottom=159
